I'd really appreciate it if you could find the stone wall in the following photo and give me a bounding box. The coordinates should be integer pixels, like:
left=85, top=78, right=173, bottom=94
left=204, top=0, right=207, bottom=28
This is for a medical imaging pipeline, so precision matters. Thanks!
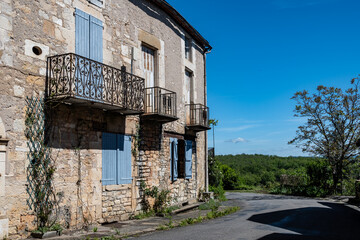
left=0, top=0, right=209, bottom=238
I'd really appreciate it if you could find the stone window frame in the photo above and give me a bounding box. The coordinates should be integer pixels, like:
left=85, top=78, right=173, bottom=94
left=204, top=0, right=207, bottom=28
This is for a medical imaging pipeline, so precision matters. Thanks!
left=141, top=43, right=159, bottom=87
left=88, top=0, right=104, bottom=8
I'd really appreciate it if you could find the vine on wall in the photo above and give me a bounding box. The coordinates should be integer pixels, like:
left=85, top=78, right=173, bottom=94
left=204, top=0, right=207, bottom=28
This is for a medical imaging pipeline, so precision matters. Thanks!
left=25, top=97, right=56, bottom=228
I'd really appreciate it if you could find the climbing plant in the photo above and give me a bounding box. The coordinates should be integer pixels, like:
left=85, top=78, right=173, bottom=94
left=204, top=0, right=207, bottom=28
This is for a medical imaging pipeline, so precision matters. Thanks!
left=25, top=97, right=55, bottom=228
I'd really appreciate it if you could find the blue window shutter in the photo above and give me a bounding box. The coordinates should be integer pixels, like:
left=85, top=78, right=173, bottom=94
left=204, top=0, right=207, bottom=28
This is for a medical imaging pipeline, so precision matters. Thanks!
left=117, top=134, right=132, bottom=184
left=170, top=138, right=178, bottom=181
left=102, top=132, right=117, bottom=185
left=185, top=140, right=193, bottom=179
left=89, top=15, right=103, bottom=63
left=75, top=9, right=90, bottom=58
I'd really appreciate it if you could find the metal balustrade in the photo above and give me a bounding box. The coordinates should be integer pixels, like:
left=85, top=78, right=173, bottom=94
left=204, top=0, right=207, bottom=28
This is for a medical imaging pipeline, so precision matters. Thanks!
left=46, top=53, right=145, bottom=114
left=144, top=87, right=177, bottom=117
left=186, top=103, right=210, bottom=131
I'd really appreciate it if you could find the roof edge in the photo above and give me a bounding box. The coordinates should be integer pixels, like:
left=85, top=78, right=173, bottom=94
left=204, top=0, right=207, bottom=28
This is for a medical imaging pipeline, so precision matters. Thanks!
left=149, top=0, right=212, bottom=51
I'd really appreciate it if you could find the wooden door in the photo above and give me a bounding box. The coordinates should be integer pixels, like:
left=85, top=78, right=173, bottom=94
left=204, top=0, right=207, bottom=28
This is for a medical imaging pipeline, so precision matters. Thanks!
left=185, top=70, right=192, bottom=104
left=185, top=70, right=193, bottom=124
left=142, top=46, right=155, bottom=112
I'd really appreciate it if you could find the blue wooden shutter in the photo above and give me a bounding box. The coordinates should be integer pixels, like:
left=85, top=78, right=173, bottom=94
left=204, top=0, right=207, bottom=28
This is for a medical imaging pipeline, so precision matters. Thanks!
left=75, top=9, right=90, bottom=58
left=102, top=132, right=117, bottom=185
left=117, top=134, right=132, bottom=184
left=185, top=140, right=193, bottom=179
left=89, top=16, right=103, bottom=63
left=89, top=15, right=103, bottom=101
left=170, top=138, right=178, bottom=181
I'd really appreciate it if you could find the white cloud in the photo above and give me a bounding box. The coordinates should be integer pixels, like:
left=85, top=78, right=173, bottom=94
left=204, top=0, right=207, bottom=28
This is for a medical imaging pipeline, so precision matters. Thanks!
left=219, top=124, right=259, bottom=132
left=225, top=137, right=248, bottom=144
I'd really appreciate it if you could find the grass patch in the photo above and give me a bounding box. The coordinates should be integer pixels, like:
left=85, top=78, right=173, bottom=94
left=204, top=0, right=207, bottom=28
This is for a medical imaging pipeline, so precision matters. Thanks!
left=131, top=210, right=155, bottom=220
left=164, top=205, right=180, bottom=214
left=156, top=206, right=240, bottom=231
left=199, top=199, right=220, bottom=211
left=31, top=223, right=63, bottom=234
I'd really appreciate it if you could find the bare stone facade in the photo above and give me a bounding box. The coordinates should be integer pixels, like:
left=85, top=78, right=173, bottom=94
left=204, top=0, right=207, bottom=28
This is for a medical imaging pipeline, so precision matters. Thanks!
left=0, top=0, right=211, bottom=238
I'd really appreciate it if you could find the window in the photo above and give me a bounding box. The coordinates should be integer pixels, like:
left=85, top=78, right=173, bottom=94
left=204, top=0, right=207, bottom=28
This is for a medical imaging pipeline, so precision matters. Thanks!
left=142, top=45, right=156, bottom=88
left=88, top=0, right=104, bottom=8
left=102, top=133, right=132, bottom=185
left=185, top=70, right=193, bottom=104
left=75, top=9, right=103, bottom=100
left=75, top=8, right=103, bottom=62
left=185, top=37, right=192, bottom=61
left=170, top=138, right=193, bottom=181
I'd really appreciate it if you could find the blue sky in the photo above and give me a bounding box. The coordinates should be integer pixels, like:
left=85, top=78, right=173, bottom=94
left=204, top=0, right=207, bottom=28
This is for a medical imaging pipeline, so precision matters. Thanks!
left=167, top=0, right=360, bottom=156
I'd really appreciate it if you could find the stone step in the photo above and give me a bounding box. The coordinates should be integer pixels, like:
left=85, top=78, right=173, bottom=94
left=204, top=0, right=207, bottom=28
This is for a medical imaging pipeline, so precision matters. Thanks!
left=171, top=203, right=201, bottom=215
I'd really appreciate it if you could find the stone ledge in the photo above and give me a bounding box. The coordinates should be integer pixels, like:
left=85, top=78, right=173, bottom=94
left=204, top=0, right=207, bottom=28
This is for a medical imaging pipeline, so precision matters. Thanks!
left=103, top=185, right=131, bottom=192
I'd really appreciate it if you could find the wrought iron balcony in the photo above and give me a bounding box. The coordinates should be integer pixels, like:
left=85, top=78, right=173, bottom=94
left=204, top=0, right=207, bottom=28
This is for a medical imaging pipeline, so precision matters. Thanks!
left=186, top=103, right=210, bottom=132
left=142, top=87, right=178, bottom=122
left=46, top=53, right=145, bottom=114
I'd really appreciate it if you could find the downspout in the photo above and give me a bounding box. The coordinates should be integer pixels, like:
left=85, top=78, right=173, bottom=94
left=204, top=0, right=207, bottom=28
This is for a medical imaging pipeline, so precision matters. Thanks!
left=203, top=46, right=211, bottom=193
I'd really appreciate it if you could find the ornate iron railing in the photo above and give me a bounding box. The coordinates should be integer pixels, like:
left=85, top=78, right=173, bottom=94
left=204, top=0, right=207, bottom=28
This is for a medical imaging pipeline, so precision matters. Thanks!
left=46, top=53, right=145, bottom=112
left=145, top=87, right=177, bottom=118
left=186, top=103, right=210, bottom=128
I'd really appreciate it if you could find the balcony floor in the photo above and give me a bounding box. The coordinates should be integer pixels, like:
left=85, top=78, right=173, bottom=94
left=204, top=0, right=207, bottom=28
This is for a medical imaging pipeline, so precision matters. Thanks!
left=141, top=113, right=178, bottom=123
left=186, top=124, right=211, bottom=132
left=47, top=95, right=144, bottom=115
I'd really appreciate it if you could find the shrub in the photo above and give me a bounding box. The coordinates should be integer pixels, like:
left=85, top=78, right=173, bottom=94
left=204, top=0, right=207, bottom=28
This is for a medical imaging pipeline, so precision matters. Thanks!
left=209, top=185, right=227, bottom=201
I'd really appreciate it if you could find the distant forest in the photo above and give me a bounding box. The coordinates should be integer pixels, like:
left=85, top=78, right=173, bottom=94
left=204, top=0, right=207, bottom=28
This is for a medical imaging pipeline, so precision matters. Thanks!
left=211, top=154, right=359, bottom=197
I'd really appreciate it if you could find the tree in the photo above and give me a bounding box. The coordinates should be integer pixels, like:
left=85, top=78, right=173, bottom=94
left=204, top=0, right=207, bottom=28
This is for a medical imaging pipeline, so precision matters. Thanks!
left=208, top=119, right=219, bottom=154
left=289, top=78, right=360, bottom=194
left=208, top=119, right=222, bottom=188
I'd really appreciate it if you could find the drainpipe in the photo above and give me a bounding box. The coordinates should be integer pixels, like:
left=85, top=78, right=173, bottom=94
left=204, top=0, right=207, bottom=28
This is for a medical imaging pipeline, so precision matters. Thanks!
left=203, top=46, right=211, bottom=193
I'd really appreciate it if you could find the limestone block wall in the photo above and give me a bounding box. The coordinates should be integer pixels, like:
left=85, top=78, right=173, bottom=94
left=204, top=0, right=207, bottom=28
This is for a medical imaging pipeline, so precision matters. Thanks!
left=0, top=0, right=209, bottom=238
left=102, top=185, right=133, bottom=222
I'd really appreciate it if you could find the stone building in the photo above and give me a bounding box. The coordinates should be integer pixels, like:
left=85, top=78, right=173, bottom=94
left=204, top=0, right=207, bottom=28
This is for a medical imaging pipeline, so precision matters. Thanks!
left=0, top=0, right=211, bottom=238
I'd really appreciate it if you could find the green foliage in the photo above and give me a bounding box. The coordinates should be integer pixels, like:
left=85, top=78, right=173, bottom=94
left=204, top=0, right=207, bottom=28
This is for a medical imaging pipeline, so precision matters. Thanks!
left=215, top=154, right=359, bottom=197
left=221, top=164, right=242, bottom=190
left=139, top=181, right=171, bottom=214
left=208, top=155, right=224, bottom=188
left=289, top=79, right=360, bottom=194
left=209, top=185, right=227, bottom=201
left=164, top=205, right=180, bottom=214
left=93, top=227, right=98, bottom=232
left=25, top=97, right=56, bottom=229
left=199, top=199, right=220, bottom=211
left=131, top=210, right=155, bottom=220
left=157, top=225, right=168, bottom=230
left=32, top=223, right=63, bottom=234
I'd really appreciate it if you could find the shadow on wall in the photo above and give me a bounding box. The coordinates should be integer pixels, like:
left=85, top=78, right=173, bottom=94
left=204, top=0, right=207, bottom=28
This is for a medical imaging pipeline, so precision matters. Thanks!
left=45, top=104, right=126, bottom=150
left=249, top=202, right=360, bottom=240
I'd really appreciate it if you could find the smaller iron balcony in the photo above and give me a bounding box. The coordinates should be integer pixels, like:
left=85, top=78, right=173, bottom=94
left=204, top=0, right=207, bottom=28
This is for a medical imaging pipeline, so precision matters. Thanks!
left=46, top=53, right=145, bottom=114
left=186, top=103, right=210, bottom=132
left=142, top=87, right=178, bottom=123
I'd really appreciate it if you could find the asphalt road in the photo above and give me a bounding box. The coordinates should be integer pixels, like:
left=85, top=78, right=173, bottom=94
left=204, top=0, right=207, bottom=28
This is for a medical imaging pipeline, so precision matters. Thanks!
left=130, top=192, right=360, bottom=240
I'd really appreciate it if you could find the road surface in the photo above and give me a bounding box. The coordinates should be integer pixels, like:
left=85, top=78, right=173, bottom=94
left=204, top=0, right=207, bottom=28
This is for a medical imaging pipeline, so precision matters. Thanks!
left=131, top=192, right=360, bottom=240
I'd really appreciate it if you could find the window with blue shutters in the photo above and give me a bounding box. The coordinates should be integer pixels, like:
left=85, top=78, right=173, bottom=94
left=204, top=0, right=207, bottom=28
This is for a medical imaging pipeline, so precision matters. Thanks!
left=75, top=9, right=103, bottom=100
left=102, top=133, right=132, bottom=185
left=185, top=140, right=193, bottom=179
left=170, top=138, right=178, bottom=181
left=75, top=9, right=103, bottom=62
left=170, top=138, right=193, bottom=181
